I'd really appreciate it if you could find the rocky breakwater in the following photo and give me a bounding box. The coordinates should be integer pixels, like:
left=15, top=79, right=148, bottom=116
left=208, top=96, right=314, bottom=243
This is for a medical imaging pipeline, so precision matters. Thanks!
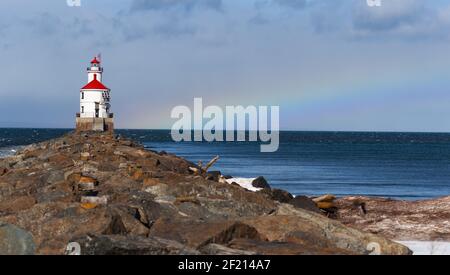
left=0, top=132, right=411, bottom=255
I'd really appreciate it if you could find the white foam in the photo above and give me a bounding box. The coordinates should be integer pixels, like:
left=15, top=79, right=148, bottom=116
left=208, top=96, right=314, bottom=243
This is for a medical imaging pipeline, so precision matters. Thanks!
left=0, top=146, right=22, bottom=159
left=225, top=177, right=262, bottom=192
left=397, top=241, right=450, bottom=255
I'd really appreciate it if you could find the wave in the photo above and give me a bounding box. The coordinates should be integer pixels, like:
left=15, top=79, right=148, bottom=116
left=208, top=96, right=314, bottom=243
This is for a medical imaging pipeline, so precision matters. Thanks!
left=0, top=146, right=23, bottom=159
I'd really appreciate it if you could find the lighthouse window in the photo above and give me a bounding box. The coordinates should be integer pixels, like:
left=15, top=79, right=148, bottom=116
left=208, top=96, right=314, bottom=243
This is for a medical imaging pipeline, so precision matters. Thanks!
left=81, top=92, right=84, bottom=99
left=81, top=106, right=84, bottom=113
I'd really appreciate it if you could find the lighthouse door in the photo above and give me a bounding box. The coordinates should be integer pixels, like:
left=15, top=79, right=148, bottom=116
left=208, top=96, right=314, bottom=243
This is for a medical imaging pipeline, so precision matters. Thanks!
left=95, top=103, right=99, bottom=118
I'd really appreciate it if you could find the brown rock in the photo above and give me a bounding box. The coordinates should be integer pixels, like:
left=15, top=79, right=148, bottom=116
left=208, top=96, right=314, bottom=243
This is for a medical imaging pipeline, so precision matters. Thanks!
left=0, top=196, right=36, bottom=213
left=79, top=176, right=97, bottom=184
left=268, top=204, right=411, bottom=255
left=316, top=201, right=335, bottom=210
left=143, top=177, right=160, bottom=187
left=64, top=171, right=81, bottom=183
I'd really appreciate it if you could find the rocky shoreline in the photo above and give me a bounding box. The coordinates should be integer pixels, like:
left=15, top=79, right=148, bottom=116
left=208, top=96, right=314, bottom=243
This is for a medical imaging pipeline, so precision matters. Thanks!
left=336, top=196, right=450, bottom=242
left=0, top=132, right=422, bottom=255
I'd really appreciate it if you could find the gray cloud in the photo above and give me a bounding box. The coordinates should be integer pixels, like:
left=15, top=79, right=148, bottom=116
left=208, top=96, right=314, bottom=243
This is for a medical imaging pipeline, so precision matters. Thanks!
left=352, top=0, right=425, bottom=32
left=349, top=0, right=450, bottom=41
left=269, top=0, right=450, bottom=40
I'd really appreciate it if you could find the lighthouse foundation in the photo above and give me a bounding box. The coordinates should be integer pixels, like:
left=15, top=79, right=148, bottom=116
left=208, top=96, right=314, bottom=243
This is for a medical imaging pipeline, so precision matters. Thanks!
left=76, top=116, right=114, bottom=133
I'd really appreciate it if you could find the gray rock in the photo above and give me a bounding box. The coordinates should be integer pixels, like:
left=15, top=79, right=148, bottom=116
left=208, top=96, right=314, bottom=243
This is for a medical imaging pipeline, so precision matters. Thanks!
left=252, top=176, right=271, bottom=189
left=46, top=170, right=65, bottom=184
left=36, top=190, right=68, bottom=203
left=290, top=196, right=321, bottom=213
left=259, top=188, right=294, bottom=203
left=81, top=196, right=108, bottom=205
left=0, top=223, right=36, bottom=255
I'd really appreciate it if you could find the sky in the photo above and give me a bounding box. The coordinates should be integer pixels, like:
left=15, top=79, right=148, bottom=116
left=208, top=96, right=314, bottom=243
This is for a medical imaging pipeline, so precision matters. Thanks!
left=1, top=0, right=450, bottom=131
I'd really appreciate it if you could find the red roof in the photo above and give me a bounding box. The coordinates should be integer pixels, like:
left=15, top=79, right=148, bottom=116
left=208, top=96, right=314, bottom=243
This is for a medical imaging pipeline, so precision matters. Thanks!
left=81, top=74, right=109, bottom=90
left=91, top=57, right=100, bottom=64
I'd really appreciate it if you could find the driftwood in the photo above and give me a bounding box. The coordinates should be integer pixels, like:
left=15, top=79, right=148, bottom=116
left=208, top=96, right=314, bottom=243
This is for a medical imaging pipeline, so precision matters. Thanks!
left=189, top=155, right=220, bottom=177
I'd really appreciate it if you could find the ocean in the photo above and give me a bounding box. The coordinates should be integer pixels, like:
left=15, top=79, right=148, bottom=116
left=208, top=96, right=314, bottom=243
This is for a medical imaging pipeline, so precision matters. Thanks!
left=1, top=128, right=450, bottom=200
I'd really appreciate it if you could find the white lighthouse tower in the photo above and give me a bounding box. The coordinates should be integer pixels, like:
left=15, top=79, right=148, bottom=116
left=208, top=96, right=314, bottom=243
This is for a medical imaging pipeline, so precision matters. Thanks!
left=76, top=56, right=114, bottom=133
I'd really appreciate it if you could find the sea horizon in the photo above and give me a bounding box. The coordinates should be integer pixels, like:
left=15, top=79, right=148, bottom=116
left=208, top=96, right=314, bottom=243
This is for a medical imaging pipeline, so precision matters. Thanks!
left=4, top=126, right=450, bottom=134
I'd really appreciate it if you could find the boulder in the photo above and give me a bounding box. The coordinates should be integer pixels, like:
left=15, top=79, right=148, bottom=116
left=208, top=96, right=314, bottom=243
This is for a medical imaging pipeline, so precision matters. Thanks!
left=289, top=196, right=321, bottom=213
left=269, top=204, right=412, bottom=255
left=252, top=176, right=271, bottom=189
left=259, top=188, right=294, bottom=203
left=0, top=223, right=36, bottom=255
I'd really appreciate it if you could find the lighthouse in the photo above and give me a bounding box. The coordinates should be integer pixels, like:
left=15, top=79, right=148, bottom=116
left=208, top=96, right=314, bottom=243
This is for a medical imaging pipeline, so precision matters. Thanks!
left=76, top=56, right=114, bottom=133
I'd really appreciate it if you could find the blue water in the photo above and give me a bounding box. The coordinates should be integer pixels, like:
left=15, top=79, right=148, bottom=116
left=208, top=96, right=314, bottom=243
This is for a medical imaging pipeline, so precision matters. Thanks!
left=2, top=128, right=450, bottom=200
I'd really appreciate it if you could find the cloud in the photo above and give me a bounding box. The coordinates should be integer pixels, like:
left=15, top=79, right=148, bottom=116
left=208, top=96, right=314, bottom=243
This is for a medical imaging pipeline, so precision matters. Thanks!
left=352, top=0, right=425, bottom=32
left=349, top=0, right=450, bottom=40
left=268, top=0, right=450, bottom=41
left=130, top=0, right=223, bottom=13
